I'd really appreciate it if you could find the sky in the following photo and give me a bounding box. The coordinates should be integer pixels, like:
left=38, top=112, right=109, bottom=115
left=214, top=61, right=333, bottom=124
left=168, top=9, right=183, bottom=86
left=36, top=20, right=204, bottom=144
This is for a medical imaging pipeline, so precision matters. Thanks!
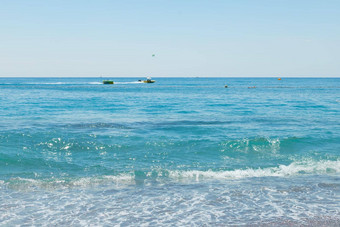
left=0, top=0, right=339, bottom=77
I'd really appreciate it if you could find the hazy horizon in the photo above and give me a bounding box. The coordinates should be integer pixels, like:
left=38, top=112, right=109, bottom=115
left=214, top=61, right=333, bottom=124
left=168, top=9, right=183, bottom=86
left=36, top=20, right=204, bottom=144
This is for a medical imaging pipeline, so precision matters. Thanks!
left=1, top=76, right=339, bottom=78
left=1, top=0, right=339, bottom=77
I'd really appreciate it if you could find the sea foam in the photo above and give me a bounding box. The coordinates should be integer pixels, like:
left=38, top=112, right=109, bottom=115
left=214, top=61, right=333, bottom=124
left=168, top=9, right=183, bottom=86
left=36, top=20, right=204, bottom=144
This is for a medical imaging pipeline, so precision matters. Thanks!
left=168, top=159, right=340, bottom=181
left=2, top=159, right=339, bottom=190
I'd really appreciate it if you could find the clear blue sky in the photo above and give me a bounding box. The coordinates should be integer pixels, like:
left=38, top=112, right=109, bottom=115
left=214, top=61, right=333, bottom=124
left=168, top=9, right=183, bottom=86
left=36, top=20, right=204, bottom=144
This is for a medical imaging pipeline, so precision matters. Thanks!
left=1, top=0, right=339, bottom=77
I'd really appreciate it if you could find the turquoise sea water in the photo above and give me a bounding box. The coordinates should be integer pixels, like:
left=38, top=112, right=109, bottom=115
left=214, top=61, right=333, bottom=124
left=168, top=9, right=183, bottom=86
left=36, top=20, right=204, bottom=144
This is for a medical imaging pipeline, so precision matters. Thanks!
left=0, top=77, right=339, bottom=225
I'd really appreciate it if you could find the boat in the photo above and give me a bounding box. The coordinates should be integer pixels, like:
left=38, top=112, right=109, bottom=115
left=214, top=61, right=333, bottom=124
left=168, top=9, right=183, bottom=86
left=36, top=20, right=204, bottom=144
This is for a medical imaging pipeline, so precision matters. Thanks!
left=142, top=77, right=155, bottom=83
left=143, top=79, right=155, bottom=83
left=103, top=80, right=114, bottom=84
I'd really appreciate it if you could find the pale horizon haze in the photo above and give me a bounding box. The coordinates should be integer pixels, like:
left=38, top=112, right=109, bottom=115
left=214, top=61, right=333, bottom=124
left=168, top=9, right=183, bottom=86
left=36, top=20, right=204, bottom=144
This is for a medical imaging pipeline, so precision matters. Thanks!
left=1, top=0, right=340, bottom=77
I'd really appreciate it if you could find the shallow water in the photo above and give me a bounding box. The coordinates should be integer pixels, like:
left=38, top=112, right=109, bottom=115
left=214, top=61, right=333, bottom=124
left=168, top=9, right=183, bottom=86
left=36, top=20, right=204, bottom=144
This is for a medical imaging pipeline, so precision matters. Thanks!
left=0, top=77, right=339, bottom=225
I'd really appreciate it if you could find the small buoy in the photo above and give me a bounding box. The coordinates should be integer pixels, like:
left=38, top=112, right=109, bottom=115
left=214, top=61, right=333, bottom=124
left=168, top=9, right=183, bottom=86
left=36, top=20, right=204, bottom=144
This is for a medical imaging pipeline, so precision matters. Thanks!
left=224, top=85, right=228, bottom=88
left=278, top=78, right=281, bottom=80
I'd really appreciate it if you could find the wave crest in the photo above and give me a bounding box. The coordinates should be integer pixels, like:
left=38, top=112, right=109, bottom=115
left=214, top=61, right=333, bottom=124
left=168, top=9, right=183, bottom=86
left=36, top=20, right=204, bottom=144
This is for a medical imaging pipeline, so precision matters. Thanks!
left=168, top=159, right=340, bottom=180
left=2, top=159, right=339, bottom=190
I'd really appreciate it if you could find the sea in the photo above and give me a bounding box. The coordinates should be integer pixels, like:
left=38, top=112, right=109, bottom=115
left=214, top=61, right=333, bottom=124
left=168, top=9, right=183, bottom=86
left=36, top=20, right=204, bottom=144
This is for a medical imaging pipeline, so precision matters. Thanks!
left=0, top=77, right=339, bottom=226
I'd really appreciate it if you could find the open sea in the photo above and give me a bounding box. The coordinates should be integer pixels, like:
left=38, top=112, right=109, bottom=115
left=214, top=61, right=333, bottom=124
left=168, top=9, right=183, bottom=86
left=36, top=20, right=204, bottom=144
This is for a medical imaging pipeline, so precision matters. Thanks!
left=0, top=77, right=339, bottom=226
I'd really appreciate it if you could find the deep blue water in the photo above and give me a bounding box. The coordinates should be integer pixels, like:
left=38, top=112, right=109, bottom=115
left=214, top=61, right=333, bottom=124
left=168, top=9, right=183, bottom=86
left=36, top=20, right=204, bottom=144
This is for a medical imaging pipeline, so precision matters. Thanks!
left=0, top=77, right=339, bottom=225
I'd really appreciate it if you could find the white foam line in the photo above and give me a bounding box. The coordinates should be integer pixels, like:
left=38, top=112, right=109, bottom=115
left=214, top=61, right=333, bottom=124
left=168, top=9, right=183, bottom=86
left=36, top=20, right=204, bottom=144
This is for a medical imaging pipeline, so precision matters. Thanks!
left=2, top=160, right=339, bottom=189
left=168, top=159, right=340, bottom=180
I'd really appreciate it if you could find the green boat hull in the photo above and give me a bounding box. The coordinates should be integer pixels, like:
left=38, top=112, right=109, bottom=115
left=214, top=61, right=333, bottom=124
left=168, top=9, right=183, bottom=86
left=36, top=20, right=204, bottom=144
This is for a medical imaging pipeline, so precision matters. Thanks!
left=103, top=80, right=114, bottom=84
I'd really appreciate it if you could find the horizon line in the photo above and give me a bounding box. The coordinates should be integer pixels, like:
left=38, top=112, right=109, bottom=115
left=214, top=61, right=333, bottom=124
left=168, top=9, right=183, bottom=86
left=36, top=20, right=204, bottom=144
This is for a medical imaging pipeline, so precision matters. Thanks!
left=1, top=76, right=340, bottom=78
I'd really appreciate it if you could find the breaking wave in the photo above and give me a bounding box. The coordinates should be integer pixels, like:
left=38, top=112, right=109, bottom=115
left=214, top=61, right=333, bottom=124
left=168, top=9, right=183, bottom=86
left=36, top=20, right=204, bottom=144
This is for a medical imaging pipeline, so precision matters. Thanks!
left=167, top=159, right=340, bottom=180
left=2, top=159, right=339, bottom=190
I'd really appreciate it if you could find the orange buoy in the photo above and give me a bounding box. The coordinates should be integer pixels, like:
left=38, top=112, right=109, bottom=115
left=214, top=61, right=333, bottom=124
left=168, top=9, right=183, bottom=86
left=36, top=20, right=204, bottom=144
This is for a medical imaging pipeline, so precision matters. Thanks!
left=278, top=78, right=281, bottom=80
